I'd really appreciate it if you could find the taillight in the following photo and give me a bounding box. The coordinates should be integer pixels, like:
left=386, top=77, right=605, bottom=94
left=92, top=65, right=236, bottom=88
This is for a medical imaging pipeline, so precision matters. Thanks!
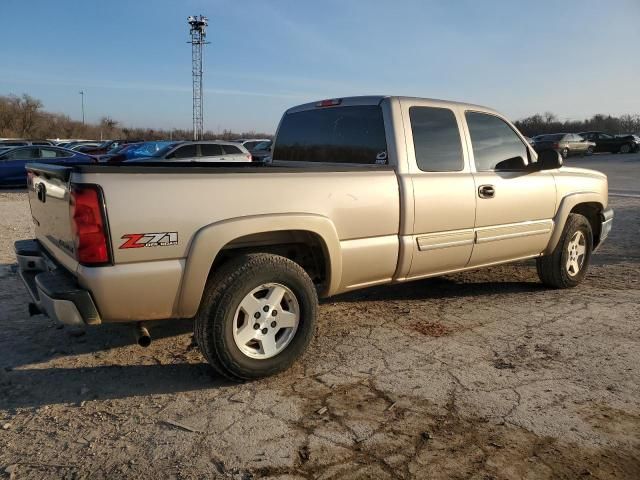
left=552, top=143, right=559, bottom=149
left=246, top=153, right=252, bottom=161
left=26, top=171, right=34, bottom=188
left=69, top=184, right=110, bottom=265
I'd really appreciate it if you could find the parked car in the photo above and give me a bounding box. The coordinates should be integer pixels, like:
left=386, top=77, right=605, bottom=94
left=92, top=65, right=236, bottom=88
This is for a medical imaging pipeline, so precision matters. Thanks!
left=97, top=142, right=144, bottom=164
left=0, top=146, right=95, bottom=186
left=0, top=139, right=53, bottom=147
left=579, top=131, right=640, bottom=154
left=77, top=140, right=144, bottom=155
left=124, top=141, right=179, bottom=160
left=126, top=141, right=252, bottom=163
left=19, top=95, right=613, bottom=381
left=234, top=138, right=271, bottom=152
left=533, top=133, right=595, bottom=158
left=64, top=140, right=100, bottom=150
left=250, top=140, right=273, bottom=162
left=69, top=142, right=102, bottom=151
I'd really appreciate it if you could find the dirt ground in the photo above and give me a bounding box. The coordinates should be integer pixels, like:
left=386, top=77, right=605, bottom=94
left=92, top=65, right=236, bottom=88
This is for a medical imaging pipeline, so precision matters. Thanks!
left=1, top=167, right=639, bottom=479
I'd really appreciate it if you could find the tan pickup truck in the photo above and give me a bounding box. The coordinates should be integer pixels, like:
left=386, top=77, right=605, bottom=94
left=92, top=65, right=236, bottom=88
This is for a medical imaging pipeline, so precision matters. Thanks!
left=16, top=96, right=613, bottom=380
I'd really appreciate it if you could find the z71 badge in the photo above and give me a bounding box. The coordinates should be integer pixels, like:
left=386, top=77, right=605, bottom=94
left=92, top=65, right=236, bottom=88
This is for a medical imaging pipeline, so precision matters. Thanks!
left=120, top=232, right=178, bottom=249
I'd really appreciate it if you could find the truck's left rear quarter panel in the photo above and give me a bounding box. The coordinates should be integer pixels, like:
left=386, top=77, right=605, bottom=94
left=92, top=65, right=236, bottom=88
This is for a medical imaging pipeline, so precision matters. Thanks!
left=72, top=168, right=400, bottom=322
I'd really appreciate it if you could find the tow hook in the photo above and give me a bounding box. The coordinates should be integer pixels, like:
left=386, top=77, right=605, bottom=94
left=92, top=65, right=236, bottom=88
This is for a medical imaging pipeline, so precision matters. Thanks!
left=134, top=322, right=152, bottom=347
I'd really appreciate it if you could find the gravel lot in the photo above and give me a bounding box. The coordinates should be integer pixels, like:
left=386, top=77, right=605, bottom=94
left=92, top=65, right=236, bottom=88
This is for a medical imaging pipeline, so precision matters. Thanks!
left=1, top=154, right=639, bottom=479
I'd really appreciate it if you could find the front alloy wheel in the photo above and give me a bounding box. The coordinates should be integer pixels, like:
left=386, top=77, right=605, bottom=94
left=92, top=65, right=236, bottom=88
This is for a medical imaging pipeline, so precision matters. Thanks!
left=565, top=230, right=587, bottom=277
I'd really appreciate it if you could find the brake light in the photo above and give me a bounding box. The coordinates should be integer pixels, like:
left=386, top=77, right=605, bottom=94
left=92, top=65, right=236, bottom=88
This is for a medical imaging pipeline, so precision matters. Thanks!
left=316, top=98, right=342, bottom=108
left=552, top=143, right=559, bottom=149
left=246, top=153, right=252, bottom=161
left=70, top=184, right=110, bottom=265
left=27, top=171, right=34, bottom=188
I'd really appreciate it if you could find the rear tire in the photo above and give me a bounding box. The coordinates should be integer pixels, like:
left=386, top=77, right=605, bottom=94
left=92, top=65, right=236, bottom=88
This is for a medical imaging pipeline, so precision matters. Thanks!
left=586, top=146, right=594, bottom=156
left=194, top=253, right=318, bottom=381
left=619, top=143, right=631, bottom=154
left=536, top=213, right=593, bottom=289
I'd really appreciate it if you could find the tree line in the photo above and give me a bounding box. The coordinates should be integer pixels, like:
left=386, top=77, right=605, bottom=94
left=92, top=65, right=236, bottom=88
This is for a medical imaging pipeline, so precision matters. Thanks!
left=0, top=93, right=272, bottom=141
left=1, top=92, right=638, bottom=141
left=513, top=112, right=640, bottom=137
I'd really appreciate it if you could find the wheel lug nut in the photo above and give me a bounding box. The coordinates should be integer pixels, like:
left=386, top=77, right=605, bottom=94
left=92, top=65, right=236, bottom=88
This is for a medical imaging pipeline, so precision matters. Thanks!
left=263, top=306, right=269, bottom=312
left=253, top=323, right=260, bottom=330
left=272, top=310, right=277, bottom=316
left=261, top=328, right=268, bottom=334
left=254, top=312, right=260, bottom=319
left=271, top=321, right=277, bottom=328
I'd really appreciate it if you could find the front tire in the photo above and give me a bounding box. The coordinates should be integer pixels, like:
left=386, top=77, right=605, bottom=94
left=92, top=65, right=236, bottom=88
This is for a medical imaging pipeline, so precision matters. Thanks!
left=560, top=148, right=569, bottom=159
left=536, top=213, right=593, bottom=288
left=194, top=253, right=318, bottom=381
left=619, top=143, right=631, bottom=154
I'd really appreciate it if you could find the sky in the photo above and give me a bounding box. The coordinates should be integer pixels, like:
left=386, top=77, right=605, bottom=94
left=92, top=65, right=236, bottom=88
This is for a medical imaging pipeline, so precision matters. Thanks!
left=1, top=0, right=639, bottom=133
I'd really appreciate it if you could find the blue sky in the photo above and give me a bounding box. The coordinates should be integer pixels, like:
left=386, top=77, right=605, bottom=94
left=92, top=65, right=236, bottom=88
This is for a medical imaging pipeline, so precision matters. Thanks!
left=1, top=0, right=639, bottom=133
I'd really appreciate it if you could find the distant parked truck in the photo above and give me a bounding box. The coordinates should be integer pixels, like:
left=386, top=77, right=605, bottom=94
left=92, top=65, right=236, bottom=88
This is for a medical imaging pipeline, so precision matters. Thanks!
left=17, top=95, right=613, bottom=381
left=579, top=131, right=640, bottom=154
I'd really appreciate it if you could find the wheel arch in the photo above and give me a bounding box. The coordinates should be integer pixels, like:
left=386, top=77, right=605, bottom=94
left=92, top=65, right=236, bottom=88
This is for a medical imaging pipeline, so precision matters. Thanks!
left=544, top=192, right=604, bottom=254
left=177, top=214, right=342, bottom=318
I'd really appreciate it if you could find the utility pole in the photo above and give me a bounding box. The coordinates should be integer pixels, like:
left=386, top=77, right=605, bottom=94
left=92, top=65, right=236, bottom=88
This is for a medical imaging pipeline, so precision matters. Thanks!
left=187, top=15, right=209, bottom=140
left=79, top=90, right=85, bottom=125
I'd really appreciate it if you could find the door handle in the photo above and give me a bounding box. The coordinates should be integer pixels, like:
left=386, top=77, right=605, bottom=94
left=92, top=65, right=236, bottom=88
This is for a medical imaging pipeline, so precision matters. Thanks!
left=478, top=184, right=495, bottom=199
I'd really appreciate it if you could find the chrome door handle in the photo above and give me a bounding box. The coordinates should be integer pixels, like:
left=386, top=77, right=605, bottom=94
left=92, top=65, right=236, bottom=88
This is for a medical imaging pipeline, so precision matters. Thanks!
left=478, top=185, right=495, bottom=199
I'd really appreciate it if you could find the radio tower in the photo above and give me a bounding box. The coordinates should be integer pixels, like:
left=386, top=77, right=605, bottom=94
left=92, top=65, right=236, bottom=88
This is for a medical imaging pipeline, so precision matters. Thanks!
left=188, top=15, right=209, bottom=140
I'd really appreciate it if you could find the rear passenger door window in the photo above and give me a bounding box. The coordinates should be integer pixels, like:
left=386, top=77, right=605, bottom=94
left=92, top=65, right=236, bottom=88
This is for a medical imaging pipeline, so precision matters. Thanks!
left=171, top=145, right=197, bottom=159
left=409, top=106, right=463, bottom=172
left=200, top=144, right=224, bottom=157
left=465, top=112, right=528, bottom=171
left=222, top=144, right=241, bottom=155
left=39, top=148, right=58, bottom=158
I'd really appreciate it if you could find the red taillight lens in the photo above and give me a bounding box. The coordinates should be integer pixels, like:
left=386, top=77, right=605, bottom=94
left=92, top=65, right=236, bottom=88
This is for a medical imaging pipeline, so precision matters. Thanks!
left=315, top=98, right=342, bottom=107
left=70, top=184, right=110, bottom=265
left=552, top=143, right=559, bottom=149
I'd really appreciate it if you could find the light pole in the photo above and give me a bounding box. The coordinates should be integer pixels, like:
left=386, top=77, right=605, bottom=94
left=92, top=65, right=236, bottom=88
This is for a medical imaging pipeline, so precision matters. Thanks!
left=79, top=90, right=85, bottom=125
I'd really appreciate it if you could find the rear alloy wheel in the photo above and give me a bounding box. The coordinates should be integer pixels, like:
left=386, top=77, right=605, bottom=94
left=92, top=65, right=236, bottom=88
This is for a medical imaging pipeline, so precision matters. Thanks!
left=561, top=148, right=569, bottom=159
left=195, top=253, right=318, bottom=381
left=619, top=143, right=631, bottom=154
left=586, top=146, right=594, bottom=156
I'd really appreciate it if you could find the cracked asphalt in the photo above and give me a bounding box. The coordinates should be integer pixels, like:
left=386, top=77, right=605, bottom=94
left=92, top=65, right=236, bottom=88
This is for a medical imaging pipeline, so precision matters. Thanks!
left=0, top=153, right=639, bottom=479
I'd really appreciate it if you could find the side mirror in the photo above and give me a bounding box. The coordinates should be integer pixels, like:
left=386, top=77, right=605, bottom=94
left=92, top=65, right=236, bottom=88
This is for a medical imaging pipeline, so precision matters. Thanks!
left=535, top=149, right=563, bottom=170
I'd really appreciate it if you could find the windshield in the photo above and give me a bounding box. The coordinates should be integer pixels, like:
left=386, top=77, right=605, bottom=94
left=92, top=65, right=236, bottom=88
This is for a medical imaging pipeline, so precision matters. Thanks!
left=128, top=141, right=177, bottom=158
left=254, top=141, right=272, bottom=151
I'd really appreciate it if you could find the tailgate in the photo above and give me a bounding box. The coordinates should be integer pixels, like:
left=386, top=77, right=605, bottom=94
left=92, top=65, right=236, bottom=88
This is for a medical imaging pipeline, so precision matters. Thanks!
left=27, top=164, right=79, bottom=272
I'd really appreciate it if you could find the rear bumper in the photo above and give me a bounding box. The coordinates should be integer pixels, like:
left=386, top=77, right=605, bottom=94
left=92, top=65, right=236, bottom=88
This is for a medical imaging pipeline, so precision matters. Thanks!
left=14, top=239, right=101, bottom=326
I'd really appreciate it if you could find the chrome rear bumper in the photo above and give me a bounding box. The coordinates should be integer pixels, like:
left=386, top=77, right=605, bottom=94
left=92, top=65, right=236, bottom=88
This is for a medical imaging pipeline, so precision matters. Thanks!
left=14, top=239, right=101, bottom=326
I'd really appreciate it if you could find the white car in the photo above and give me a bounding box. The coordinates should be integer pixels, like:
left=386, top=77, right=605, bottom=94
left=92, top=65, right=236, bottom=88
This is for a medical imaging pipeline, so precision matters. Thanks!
left=127, top=141, right=253, bottom=163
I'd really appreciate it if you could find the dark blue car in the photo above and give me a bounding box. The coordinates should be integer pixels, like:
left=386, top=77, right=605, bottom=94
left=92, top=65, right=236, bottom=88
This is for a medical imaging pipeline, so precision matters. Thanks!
left=0, top=146, right=95, bottom=186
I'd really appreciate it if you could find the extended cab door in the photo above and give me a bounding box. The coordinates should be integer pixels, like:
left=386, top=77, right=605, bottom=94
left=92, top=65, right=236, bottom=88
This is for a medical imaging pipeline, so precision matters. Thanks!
left=464, top=111, right=556, bottom=267
left=400, top=101, right=476, bottom=279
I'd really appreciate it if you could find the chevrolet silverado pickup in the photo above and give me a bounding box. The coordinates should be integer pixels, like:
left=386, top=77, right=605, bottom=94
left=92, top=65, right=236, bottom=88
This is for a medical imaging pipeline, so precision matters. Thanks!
left=16, top=96, right=614, bottom=380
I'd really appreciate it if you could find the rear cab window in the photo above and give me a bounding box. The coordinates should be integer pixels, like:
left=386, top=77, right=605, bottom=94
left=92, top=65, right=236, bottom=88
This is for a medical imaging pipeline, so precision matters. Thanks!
left=272, top=105, right=388, bottom=164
